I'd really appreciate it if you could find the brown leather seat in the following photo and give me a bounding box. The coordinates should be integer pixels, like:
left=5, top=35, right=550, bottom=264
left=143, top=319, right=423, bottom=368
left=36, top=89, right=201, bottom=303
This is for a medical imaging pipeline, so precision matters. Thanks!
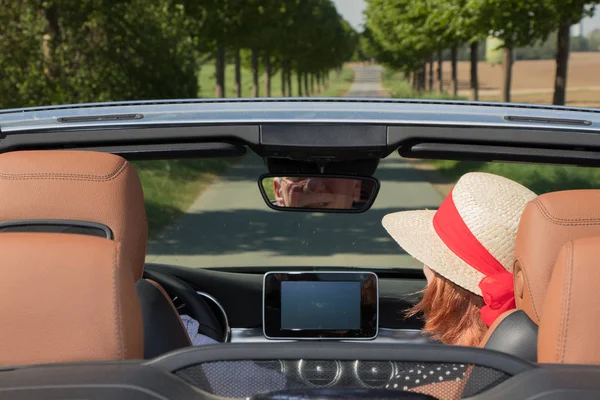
left=0, top=233, right=143, bottom=366
left=538, top=236, right=600, bottom=364
left=0, top=150, right=191, bottom=358
left=0, top=150, right=147, bottom=279
left=480, top=190, right=600, bottom=361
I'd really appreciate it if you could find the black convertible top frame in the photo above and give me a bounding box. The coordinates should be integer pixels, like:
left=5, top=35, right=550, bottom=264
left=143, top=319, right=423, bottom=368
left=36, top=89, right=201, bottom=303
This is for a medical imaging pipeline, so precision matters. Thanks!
left=2, top=99, right=600, bottom=172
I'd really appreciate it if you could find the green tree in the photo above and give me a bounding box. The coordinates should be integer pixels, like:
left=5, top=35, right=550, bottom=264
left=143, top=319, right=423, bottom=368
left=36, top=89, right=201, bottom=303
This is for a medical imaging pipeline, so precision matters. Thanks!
left=365, top=0, right=436, bottom=92
left=200, top=0, right=244, bottom=98
left=0, top=1, right=50, bottom=108
left=0, top=0, right=200, bottom=108
left=428, top=0, right=488, bottom=99
left=425, top=0, right=479, bottom=97
left=549, top=1, right=598, bottom=105
left=474, top=0, right=556, bottom=102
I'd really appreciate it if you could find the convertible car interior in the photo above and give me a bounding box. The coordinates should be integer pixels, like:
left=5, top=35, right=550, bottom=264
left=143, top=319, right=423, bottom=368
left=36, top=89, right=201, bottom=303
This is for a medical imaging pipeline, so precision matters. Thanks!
left=3, top=99, right=600, bottom=399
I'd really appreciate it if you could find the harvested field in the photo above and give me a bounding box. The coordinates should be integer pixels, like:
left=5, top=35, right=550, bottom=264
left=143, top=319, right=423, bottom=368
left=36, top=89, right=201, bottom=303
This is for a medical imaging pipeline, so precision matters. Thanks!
left=434, top=52, right=600, bottom=107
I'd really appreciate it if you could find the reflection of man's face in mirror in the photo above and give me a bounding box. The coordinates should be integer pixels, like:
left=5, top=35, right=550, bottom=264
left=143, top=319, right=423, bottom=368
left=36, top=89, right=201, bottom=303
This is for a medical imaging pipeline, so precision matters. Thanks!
left=273, top=177, right=362, bottom=209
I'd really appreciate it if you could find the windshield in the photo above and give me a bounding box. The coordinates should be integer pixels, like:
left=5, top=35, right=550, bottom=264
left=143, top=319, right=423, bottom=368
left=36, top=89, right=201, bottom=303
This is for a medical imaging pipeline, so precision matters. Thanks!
left=139, top=153, right=600, bottom=269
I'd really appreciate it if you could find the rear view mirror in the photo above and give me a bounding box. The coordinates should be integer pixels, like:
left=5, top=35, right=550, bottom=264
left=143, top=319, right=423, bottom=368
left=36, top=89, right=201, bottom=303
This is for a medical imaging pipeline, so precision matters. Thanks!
left=258, top=174, right=380, bottom=213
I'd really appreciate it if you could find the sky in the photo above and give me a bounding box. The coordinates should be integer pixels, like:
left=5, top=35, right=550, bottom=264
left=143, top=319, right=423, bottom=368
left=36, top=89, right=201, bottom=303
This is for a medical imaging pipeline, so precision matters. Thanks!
left=330, top=0, right=366, bottom=31
left=332, top=0, right=600, bottom=36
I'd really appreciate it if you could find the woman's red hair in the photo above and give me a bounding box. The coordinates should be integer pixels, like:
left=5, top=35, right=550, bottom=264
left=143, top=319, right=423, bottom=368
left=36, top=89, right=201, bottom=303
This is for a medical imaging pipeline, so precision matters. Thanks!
left=406, top=271, right=487, bottom=347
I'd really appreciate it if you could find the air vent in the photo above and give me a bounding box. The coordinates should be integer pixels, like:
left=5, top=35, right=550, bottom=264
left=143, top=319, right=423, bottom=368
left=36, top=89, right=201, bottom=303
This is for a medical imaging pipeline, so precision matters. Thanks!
left=57, top=113, right=143, bottom=123
left=354, top=360, right=395, bottom=388
left=297, top=360, right=342, bottom=388
left=504, top=115, right=592, bottom=126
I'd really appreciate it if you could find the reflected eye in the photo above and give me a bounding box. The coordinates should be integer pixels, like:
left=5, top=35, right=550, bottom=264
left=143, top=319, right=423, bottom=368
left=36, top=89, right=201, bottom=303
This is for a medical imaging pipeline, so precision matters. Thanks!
left=283, top=177, right=308, bottom=184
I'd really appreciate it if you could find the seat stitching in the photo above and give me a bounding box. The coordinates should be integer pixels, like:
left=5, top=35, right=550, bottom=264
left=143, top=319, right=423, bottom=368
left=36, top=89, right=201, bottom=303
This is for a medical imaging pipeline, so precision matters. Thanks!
left=516, top=258, right=540, bottom=322
left=0, top=159, right=127, bottom=181
left=557, top=242, right=574, bottom=363
left=536, top=199, right=600, bottom=225
left=561, top=242, right=574, bottom=363
left=112, top=245, right=124, bottom=359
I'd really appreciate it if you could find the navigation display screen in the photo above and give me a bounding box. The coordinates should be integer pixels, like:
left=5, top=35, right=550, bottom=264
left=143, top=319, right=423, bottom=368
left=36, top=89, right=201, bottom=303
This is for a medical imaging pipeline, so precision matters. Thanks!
left=281, top=281, right=361, bottom=330
left=263, top=272, right=378, bottom=340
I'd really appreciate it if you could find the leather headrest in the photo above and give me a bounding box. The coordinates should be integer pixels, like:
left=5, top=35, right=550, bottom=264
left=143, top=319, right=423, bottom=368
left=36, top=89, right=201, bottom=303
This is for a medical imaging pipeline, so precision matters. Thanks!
left=538, top=236, right=600, bottom=364
left=513, top=190, right=600, bottom=324
left=0, top=150, right=147, bottom=280
left=0, top=233, right=143, bottom=366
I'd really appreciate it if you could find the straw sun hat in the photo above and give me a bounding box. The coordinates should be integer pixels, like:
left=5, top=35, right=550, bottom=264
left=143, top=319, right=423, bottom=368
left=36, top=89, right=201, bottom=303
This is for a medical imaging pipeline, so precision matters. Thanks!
left=382, top=172, right=537, bottom=296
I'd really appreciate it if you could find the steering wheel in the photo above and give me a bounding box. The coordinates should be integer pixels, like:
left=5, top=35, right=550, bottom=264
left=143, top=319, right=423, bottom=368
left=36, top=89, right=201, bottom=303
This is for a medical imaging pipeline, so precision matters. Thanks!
left=143, top=269, right=226, bottom=343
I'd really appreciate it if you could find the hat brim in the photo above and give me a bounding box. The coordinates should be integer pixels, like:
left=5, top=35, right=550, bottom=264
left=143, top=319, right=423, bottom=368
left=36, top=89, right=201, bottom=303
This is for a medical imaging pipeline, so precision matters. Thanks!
left=382, top=210, right=484, bottom=296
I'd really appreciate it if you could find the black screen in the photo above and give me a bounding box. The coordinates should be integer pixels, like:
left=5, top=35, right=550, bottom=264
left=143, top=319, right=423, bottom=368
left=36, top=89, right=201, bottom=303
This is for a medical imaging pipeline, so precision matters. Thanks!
left=263, top=272, right=378, bottom=339
left=281, top=281, right=361, bottom=330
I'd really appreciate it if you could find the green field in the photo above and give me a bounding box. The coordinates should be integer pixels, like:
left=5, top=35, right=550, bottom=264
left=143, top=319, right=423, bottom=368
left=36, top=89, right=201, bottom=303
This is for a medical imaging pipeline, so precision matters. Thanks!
left=197, top=64, right=354, bottom=98
left=433, top=160, right=600, bottom=194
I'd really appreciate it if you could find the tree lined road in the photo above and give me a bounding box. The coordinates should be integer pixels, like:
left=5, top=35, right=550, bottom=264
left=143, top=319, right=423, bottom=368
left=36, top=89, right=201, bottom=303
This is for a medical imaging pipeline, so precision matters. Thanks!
left=146, top=66, right=443, bottom=269
left=345, top=65, right=390, bottom=97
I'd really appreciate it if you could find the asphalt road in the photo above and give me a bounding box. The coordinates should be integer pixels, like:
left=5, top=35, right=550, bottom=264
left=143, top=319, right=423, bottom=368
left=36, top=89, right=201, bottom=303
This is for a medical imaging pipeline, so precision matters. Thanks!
left=345, top=65, right=389, bottom=97
left=146, top=66, right=443, bottom=269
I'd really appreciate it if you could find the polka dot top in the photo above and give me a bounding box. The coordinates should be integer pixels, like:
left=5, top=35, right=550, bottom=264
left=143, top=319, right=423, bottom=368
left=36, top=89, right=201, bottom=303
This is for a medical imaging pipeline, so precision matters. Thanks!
left=386, top=363, right=468, bottom=391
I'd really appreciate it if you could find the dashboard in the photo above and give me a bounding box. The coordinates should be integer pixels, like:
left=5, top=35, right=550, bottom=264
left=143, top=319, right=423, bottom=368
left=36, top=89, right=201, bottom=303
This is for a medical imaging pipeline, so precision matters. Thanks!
left=146, top=265, right=431, bottom=348
left=146, top=264, right=427, bottom=336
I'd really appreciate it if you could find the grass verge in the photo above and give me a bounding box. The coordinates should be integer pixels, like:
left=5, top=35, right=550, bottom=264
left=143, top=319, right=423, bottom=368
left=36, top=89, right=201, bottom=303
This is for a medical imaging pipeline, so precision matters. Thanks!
left=382, top=68, right=468, bottom=100
left=432, top=160, right=600, bottom=194
left=197, top=64, right=354, bottom=98
left=133, top=158, right=238, bottom=236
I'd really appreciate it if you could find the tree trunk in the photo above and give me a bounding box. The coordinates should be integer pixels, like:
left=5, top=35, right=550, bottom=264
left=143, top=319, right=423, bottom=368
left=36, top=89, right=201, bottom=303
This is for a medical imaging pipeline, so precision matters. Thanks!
left=42, top=4, right=61, bottom=80
left=281, top=61, right=286, bottom=97
left=215, top=41, right=225, bottom=98
left=503, top=46, right=513, bottom=102
left=234, top=47, right=241, bottom=98
left=287, top=64, right=292, bottom=97
left=304, top=73, right=309, bottom=96
left=451, top=45, right=458, bottom=97
left=470, top=41, right=479, bottom=101
left=311, top=74, right=315, bottom=94
left=317, top=73, right=322, bottom=93
left=251, top=48, right=259, bottom=97
left=297, top=71, right=303, bottom=96
left=416, top=65, right=425, bottom=92
left=264, top=51, right=272, bottom=98
left=428, top=58, right=434, bottom=91
left=553, top=21, right=571, bottom=105
left=437, top=50, right=443, bottom=92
